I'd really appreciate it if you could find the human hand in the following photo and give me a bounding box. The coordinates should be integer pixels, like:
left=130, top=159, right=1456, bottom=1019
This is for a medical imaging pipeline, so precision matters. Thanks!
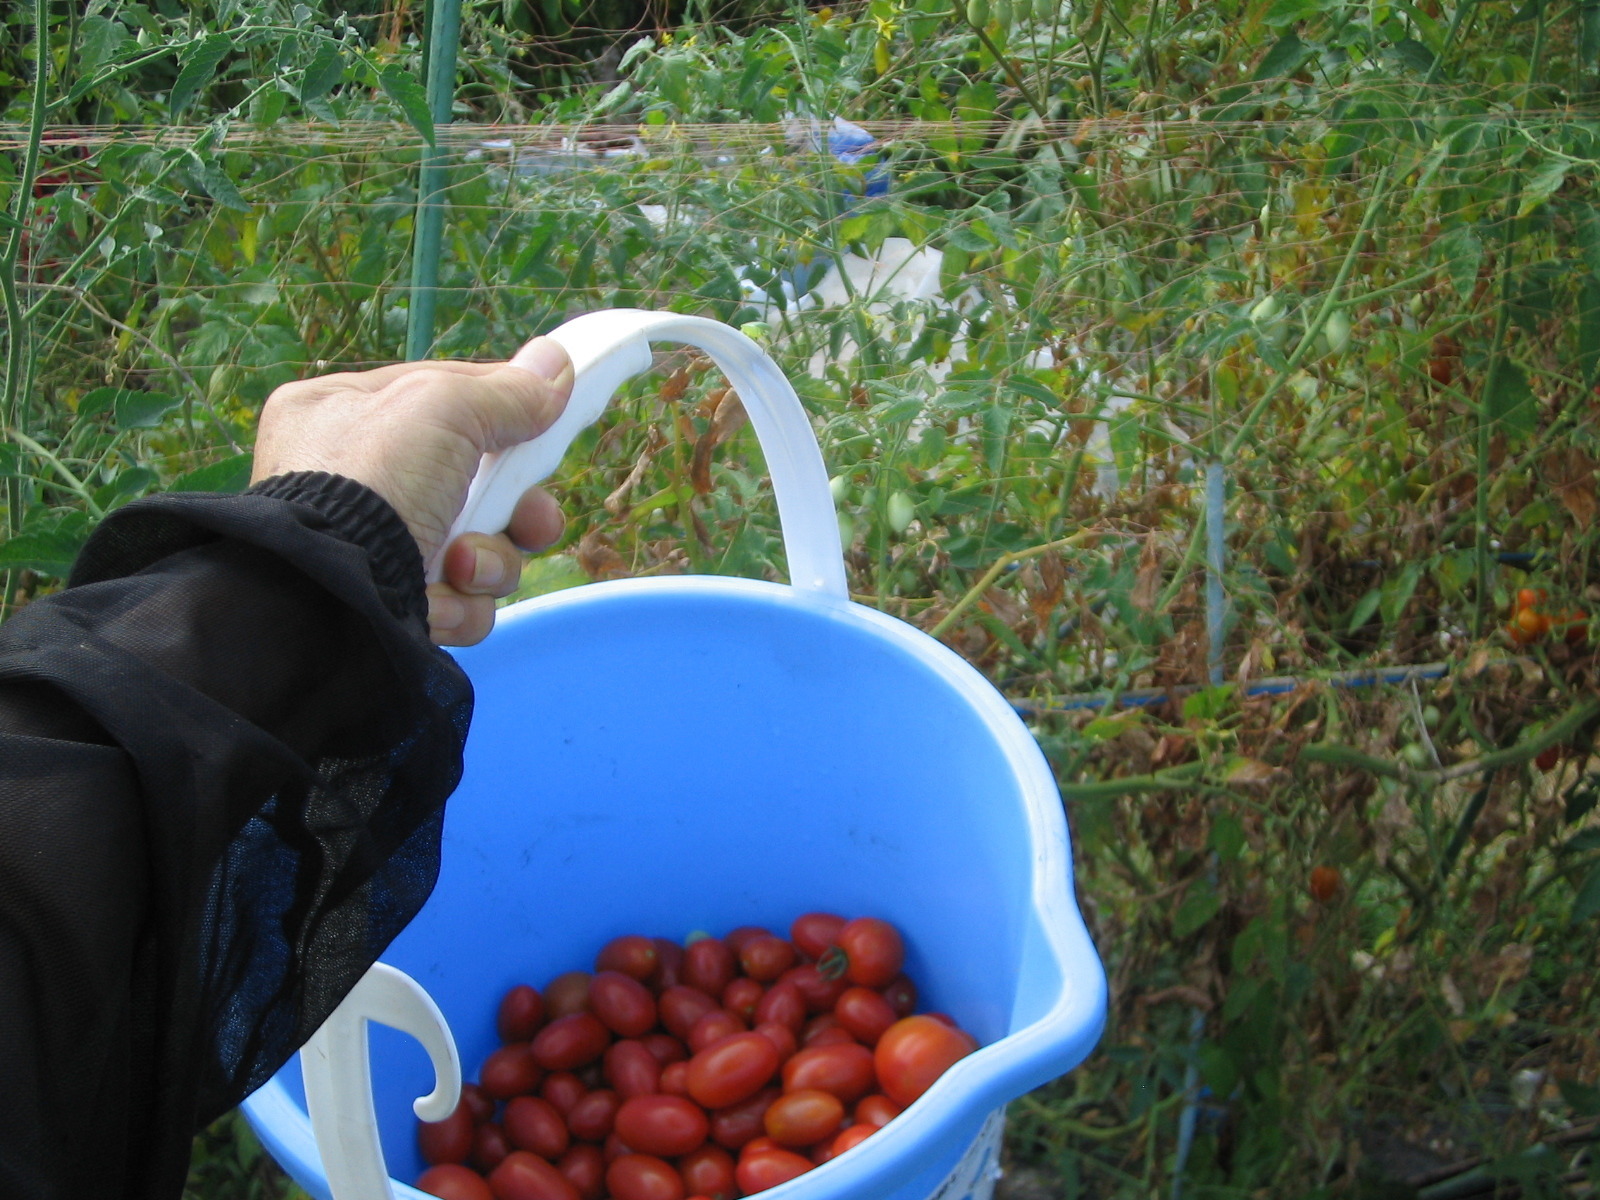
left=250, top=339, right=574, bottom=646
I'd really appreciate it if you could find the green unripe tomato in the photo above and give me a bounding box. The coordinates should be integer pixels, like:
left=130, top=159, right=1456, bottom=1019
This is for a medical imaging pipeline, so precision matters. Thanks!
left=966, top=0, right=990, bottom=27
left=1323, top=309, right=1351, bottom=356
left=1399, top=742, right=1431, bottom=769
left=887, top=491, right=916, bottom=534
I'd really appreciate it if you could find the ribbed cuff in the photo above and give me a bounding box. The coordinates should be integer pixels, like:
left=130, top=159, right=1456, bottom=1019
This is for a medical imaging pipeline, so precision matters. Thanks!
left=246, top=473, right=426, bottom=625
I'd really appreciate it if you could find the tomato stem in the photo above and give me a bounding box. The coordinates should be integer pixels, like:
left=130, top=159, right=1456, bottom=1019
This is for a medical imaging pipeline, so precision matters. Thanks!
left=816, top=946, right=848, bottom=982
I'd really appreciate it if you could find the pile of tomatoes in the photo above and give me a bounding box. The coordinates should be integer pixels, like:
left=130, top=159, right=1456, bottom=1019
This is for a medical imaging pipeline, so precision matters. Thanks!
left=413, top=913, right=978, bottom=1200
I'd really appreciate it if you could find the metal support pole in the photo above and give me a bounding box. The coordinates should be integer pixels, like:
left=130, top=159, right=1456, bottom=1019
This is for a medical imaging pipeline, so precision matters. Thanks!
left=405, top=0, right=463, bottom=361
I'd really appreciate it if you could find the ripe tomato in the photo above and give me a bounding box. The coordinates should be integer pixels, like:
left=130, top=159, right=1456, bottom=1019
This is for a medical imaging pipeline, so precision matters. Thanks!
left=489, top=1150, right=581, bottom=1200
left=479, top=1044, right=543, bottom=1100
left=739, top=935, right=797, bottom=982
left=754, top=1021, right=797, bottom=1062
left=722, top=926, right=773, bottom=954
left=1308, top=865, right=1341, bottom=903
left=591, top=971, right=659, bottom=1038
left=605, top=1039, right=662, bottom=1099
left=1517, top=588, right=1547, bottom=611
left=556, top=1144, right=606, bottom=1200
left=854, top=1094, right=900, bottom=1128
left=1536, top=744, right=1562, bottom=771
left=734, top=1146, right=812, bottom=1193
left=504, top=1095, right=570, bottom=1161
left=641, top=1032, right=687, bottom=1066
left=753, top=983, right=806, bottom=1032
left=659, top=986, right=721, bottom=1041
left=783, top=964, right=848, bottom=1013
left=498, top=985, right=547, bottom=1043
left=417, top=1163, right=494, bottom=1200
left=544, top=972, right=593, bottom=1019
left=721, top=978, right=763, bottom=1022
left=781, top=1043, right=876, bottom=1105
left=606, top=1153, right=686, bottom=1200
left=687, top=1032, right=781, bottom=1109
left=566, top=1089, right=621, bottom=1143
left=597, top=935, right=660, bottom=982
left=614, top=1095, right=711, bottom=1157
left=659, top=1061, right=691, bottom=1096
left=688, top=1009, right=747, bottom=1054
left=828, top=1123, right=877, bottom=1157
left=763, top=1088, right=845, bottom=1148
left=532, top=1013, right=611, bottom=1072
left=473, top=1123, right=511, bottom=1172
left=541, top=1072, right=585, bottom=1115
left=881, top=976, right=917, bottom=1017
left=678, top=1144, right=736, bottom=1200
left=419, top=1103, right=477, bottom=1165
left=459, top=1083, right=496, bottom=1124
left=683, top=938, right=737, bottom=996
left=830, top=918, right=904, bottom=988
left=874, top=1016, right=977, bottom=1108
left=789, top=912, right=847, bottom=960
left=833, top=987, right=897, bottom=1045
left=708, top=1087, right=781, bottom=1150
left=651, top=938, right=685, bottom=990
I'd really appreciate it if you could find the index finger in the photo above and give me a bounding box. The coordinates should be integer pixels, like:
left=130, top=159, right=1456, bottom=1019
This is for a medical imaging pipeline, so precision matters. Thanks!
left=304, top=358, right=510, bottom=396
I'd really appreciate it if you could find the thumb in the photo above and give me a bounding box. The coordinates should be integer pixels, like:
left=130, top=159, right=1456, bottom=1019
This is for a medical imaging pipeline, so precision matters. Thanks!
left=460, top=338, right=574, bottom=453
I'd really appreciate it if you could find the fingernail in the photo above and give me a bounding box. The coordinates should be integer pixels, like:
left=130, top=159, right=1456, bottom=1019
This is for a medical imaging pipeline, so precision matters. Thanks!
left=514, top=336, right=572, bottom=384
left=472, top=547, right=505, bottom=590
left=428, top=593, right=465, bottom=631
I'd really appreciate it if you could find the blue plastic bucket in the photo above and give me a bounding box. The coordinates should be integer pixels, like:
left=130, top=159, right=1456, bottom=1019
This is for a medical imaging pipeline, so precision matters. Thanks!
left=241, top=313, right=1106, bottom=1200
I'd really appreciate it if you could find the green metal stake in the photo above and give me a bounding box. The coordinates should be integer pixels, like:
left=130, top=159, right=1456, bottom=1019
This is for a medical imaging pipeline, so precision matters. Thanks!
left=405, top=0, right=464, bottom=361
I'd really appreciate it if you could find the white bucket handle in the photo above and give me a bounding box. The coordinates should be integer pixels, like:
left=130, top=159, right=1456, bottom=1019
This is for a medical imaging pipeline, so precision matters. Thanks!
left=301, top=962, right=462, bottom=1200
left=426, top=309, right=847, bottom=598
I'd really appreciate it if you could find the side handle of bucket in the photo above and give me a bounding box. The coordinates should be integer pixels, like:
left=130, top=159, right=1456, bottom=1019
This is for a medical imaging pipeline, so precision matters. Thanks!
left=301, top=963, right=462, bottom=1200
left=432, top=309, right=847, bottom=598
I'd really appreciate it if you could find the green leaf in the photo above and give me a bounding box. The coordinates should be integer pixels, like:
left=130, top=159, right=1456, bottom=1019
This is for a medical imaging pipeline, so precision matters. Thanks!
left=1380, top=561, right=1422, bottom=625
left=1437, top=224, right=1483, bottom=300
left=1578, top=208, right=1600, bottom=277
left=170, top=34, right=231, bottom=115
left=378, top=62, right=435, bottom=145
left=1583, top=2, right=1600, bottom=68
left=1173, top=883, right=1221, bottom=938
left=1348, top=586, right=1382, bottom=634
left=1566, top=829, right=1600, bottom=854
left=301, top=39, right=344, bottom=101
left=193, top=156, right=251, bottom=212
left=1579, top=277, right=1600, bottom=386
left=1262, top=0, right=1325, bottom=26
left=1483, top=359, right=1536, bottom=442
left=1518, top=156, right=1570, bottom=217
left=946, top=224, right=992, bottom=252
left=169, top=453, right=253, bottom=493
left=1210, top=812, right=1246, bottom=862
left=114, top=390, right=181, bottom=430
left=1558, top=1076, right=1600, bottom=1116
left=1389, top=38, right=1435, bottom=75
left=0, top=529, right=86, bottom=578
left=1253, top=32, right=1314, bottom=80
left=1572, top=864, right=1600, bottom=923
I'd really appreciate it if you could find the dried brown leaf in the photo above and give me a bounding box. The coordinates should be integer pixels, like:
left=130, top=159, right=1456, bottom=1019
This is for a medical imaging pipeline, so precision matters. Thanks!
left=576, top=529, right=629, bottom=581
left=1130, top=536, right=1163, bottom=614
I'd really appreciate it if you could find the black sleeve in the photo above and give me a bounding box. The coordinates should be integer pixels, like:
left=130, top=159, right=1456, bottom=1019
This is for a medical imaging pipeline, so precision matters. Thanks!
left=0, top=473, right=473, bottom=1200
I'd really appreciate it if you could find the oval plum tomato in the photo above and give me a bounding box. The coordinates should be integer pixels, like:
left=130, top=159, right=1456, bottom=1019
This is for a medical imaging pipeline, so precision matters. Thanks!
left=596, top=935, right=660, bottom=982
left=659, top=986, right=720, bottom=1041
left=566, top=1089, right=621, bottom=1143
left=533, top=1013, right=611, bottom=1072
left=754, top=1021, right=797, bottom=1062
left=880, top=975, right=917, bottom=1017
left=605, top=1039, right=662, bottom=1099
left=659, top=1061, right=691, bottom=1096
left=543, top=972, right=592, bottom=1019
left=783, top=964, right=847, bottom=1013
left=802, top=1026, right=855, bottom=1050
left=688, top=1009, right=747, bottom=1054
left=683, top=938, right=737, bottom=996
left=541, top=1072, right=585, bottom=1115
left=591, top=971, right=658, bottom=1038
left=1308, top=865, right=1341, bottom=903
left=419, top=1103, right=477, bottom=1165
left=828, top=918, right=904, bottom=988
left=480, top=1044, right=543, bottom=1100
left=557, top=1144, right=606, bottom=1200
left=678, top=1144, right=737, bottom=1200
left=739, top=936, right=797, bottom=982
left=753, top=982, right=805, bottom=1032
left=735, top=1146, right=812, bottom=1194
left=615, top=1095, right=711, bottom=1157
left=473, top=1123, right=511, bottom=1172
left=606, top=1154, right=686, bottom=1200
left=834, top=987, right=897, bottom=1045
left=708, top=1086, right=781, bottom=1151
left=504, top=1095, right=570, bottom=1161
left=722, top=926, right=772, bottom=954
left=789, top=912, right=847, bottom=960
left=781, top=1043, right=876, bottom=1105
left=651, top=939, right=685, bottom=991
left=460, top=1083, right=497, bottom=1124
left=688, top=1031, right=781, bottom=1109
left=721, top=978, right=763, bottom=1022
left=763, top=1088, right=845, bottom=1148
left=854, top=1094, right=901, bottom=1128
left=642, top=1032, right=688, bottom=1066
left=417, top=1163, right=494, bottom=1200
left=488, top=1150, right=581, bottom=1200
left=874, top=1015, right=978, bottom=1108
left=498, top=985, right=547, bottom=1043
left=604, top=1132, right=632, bottom=1163
left=829, top=1124, right=877, bottom=1157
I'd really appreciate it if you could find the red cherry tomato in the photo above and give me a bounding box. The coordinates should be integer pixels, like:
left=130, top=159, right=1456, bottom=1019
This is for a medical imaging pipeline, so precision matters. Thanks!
left=480, top=1044, right=543, bottom=1100
left=721, top=977, right=763, bottom=1022
left=557, top=1144, right=606, bottom=1200
left=683, top=938, right=737, bottom=996
left=504, top=1095, right=570, bottom=1161
left=722, top=926, right=772, bottom=954
left=829, top=918, right=904, bottom=988
left=659, top=1061, right=691, bottom=1096
left=606, top=1153, right=686, bottom=1200
left=473, top=1123, right=511, bottom=1172
left=789, top=912, right=847, bottom=960
left=641, top=1032, right=688, bottom=1066
left=651, top=938, right=685, bottom=991
left=735, top=1146, right=812, bottom=1193
left=417, top=1163, right=494, bottom=1200
left=591, top=971, right=659, bottom=1038
left=753, top=982, right=805, bottom=1032
left=544, top=972, right=592, bottom=1018
left=605, top=1039, right=663, bottom=1099
left=541, top=1072, right=585, bottom=1115
left=739, top=1136, right=780, bottom=1159
left=604, top=1132, right=632, bottom=1163
left=1308, top=865, right=1342, bottom=903
left=739, top=936, right=797, bottom=982
left=781, top=1043, right=876, bottom=1105
left=834, top=986, right=897, bottom=1046
left=881, top=975, right=917, bottom=1017
left=597, top=935, right=661, bottom=981
left=874, top=1015, right=977, bottom=1108
left=566, top=1089, right=621, bottom=1143
left=1517, top=587, right=1547, bottom=611
left=687, top=1031, right=781, bottom=1109
left=783, top=964, right=848, bottom=1013
left=419, top=1103, right=477, bottom=1165
left=763, top=1088, right=846, bottom=1148
left=489, top=1150, right=581, bottom=1200
left=659, top=986, right=721, bottom=1041
left=532, top=1013, right=612, bottom=1072
left=678, top=1144, right=737, bottom=1200
left=460, top=1083, right=496, bottom=1124
left=800, top=1014, right=854, bottom=1047
left=615, top=1095, right=710, bottom=1157
left=829, top=1123, right=877, bottom=1157
left=498, top=985, right=547, bottom=1043
left=688, top=1009, right=747, bottom=1054
left=754, top=1021, right=797, bottom=1062
left=854, top=1094, right=901, bottom=1128
left=708, top=1086, right=781, bottom=1150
